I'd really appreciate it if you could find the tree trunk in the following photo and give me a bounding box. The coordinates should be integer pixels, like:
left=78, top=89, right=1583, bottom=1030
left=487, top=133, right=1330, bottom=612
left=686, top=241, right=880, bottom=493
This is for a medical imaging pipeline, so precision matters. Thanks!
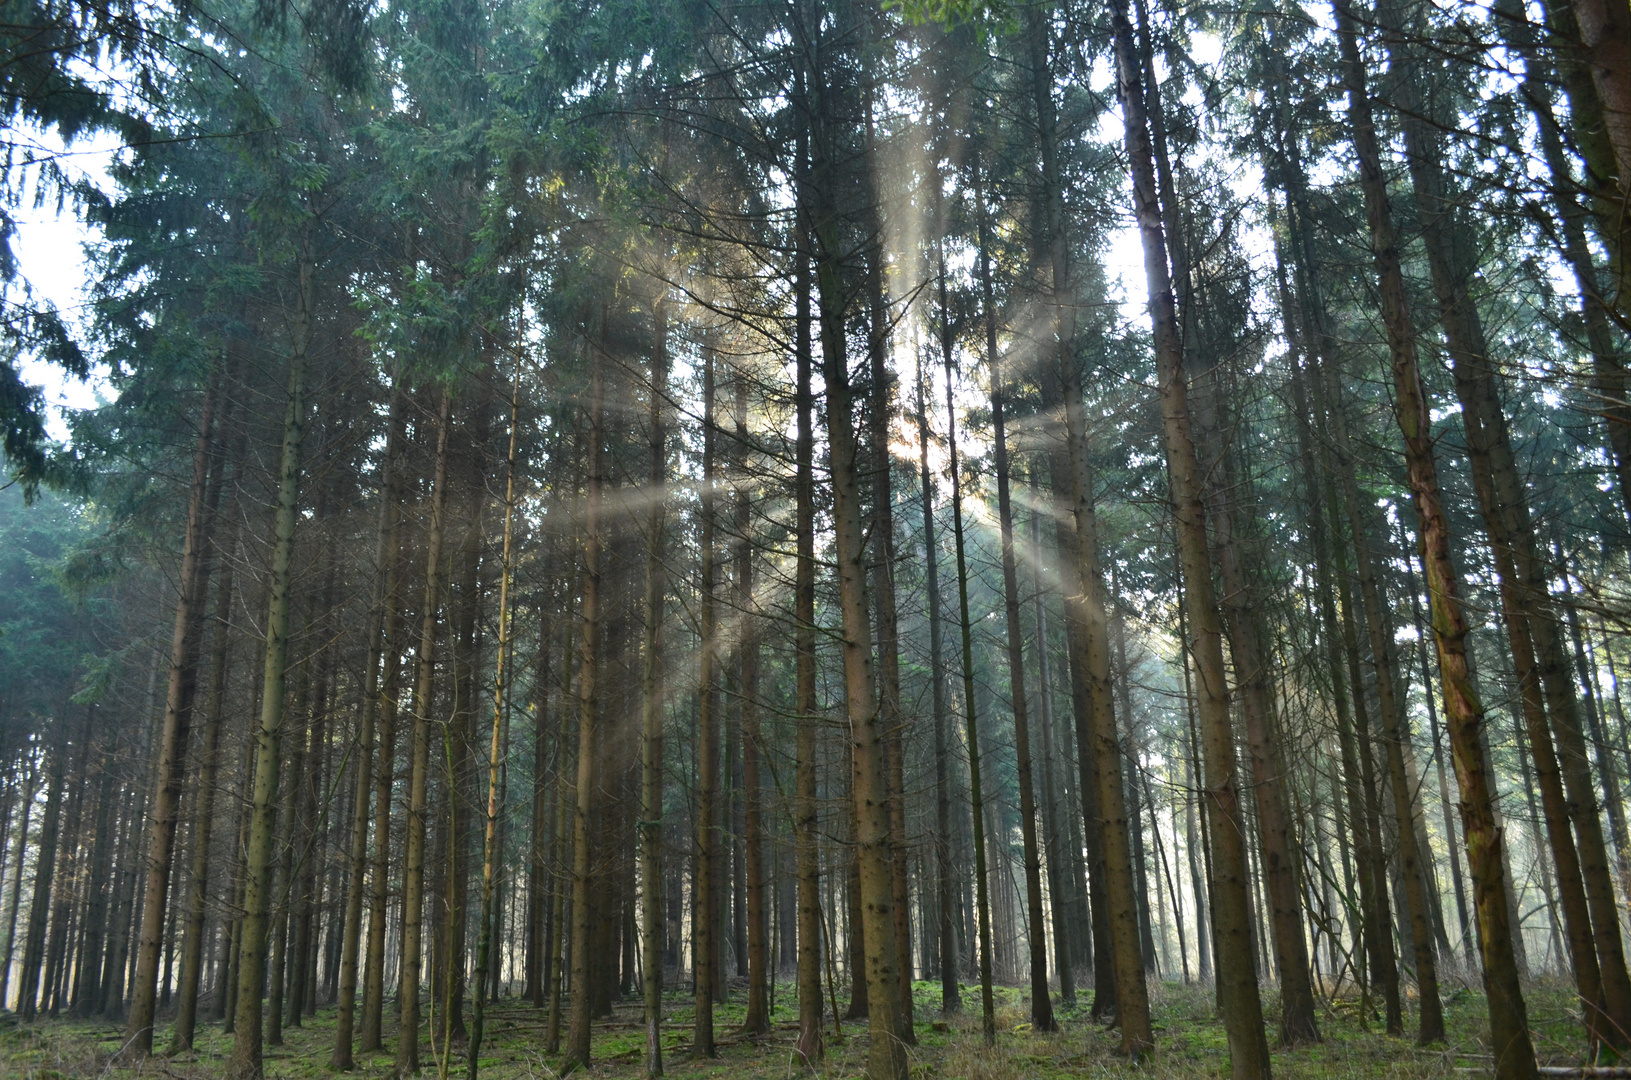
left=975, top=157, right=1054, bottom=1033
left=1394, top=10, right=1631, bottom=1042
left=566, top=357, right=605, bottom=1068
left=1332, top=4, right=1537, bottom=1073
left=863, top=89, right=914, bottom=1041
left=941, top=265, right=997, bottom=1050
left=0, top=764, right=37, bottom=1011
left=1031, top=505, right=1075, bottom=1009
left=126, top=375, right=221, bottom=1057
left=693, top=348, right=720, bottom=1058
left=814, top=215, right=907, bottom=1080
left=333, top=383, right=404, bottom=1069
left=394, top=386, right=454, bottom=1079
left=793, top=134, right=825, bottom=1065
left=915, top=355, right=959, bottom=1017
left=640, top=299, right=669, bottom=1075
left=173, top=474, right=241, bottom=1049
left=226, top=258, right=312, bottom=1080
left=1111, top=3, right=1266, bottom=1070
left=1189, top=337, right=1321, bottom=1046
left=17, top=731, right=66, bottom=1018
left=469, top=361, right=522, bottom=1080
left=736, top=367, right=771, bottom=1038
left=1316, top=346, right=1443, bottom=1038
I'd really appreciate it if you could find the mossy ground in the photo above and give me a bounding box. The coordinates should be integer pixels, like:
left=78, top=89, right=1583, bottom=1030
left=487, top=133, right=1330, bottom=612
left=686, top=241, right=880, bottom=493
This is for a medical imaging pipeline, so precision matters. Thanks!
left=0, top=976, right=1591, bottom=1079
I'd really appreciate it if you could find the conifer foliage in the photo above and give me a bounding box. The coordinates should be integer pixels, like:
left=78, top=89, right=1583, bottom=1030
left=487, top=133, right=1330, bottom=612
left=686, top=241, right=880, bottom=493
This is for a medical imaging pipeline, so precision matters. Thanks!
left=4, top=0, right=1631, bottom=1078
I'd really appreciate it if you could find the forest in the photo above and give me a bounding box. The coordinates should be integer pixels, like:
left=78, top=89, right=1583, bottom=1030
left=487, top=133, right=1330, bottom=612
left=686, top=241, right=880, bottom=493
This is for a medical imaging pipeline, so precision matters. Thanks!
left=1, top=0, right=1630, bottom=1076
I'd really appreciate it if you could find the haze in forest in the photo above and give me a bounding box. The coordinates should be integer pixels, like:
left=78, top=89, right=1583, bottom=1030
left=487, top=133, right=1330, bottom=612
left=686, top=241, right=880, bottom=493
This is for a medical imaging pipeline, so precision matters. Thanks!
left=2, top=1, right=1630, bottom=1080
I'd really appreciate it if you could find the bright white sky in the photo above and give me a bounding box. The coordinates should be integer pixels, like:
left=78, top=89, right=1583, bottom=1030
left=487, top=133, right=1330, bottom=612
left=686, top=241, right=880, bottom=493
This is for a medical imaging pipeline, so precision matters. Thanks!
left=12, top=129, right=119, bottom=438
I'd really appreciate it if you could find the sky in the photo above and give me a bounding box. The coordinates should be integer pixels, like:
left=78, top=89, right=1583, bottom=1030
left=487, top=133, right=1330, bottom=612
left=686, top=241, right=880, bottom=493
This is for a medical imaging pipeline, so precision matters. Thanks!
left=12, top=129, right=120, bottom=440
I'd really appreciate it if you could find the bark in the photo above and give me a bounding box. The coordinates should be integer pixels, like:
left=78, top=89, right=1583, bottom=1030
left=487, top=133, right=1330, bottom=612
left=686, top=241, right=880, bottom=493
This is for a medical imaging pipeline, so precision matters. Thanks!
left=1333, top=4, right=1537, bottom=1073
left=942, top=269, right=997, bottom=1050
left=361, top=463, right=407, bottom=1053
left=125, top=376, right=220, bottom=1057
left=469, top=362, right=522, bottom=1080
left=815, top=208, right=908, bottom=1080
left=333, top=383, right=404, bottom=1069
left=73, top=731, right=117, bottom=1017
left=1112, top=0, right=1260, bottom=1068
left=1047, top=426, right=1116, bottom=1020
left=1404, top=542, right=1475, bottom=961
left=915, top=356, right=959, bottom=1015
left=394, top=386, right=454, bottom=1079
left=693, top=349, right=720, bottom=1058
left=225, top=257, right=312, bottom=1080
left=793, top=128, right=825, bottom=1065
left=1568, top=0, right=1631, bottom=193
left=1271, top=123, right=1402, bottom=1027
left=976, top=157, right=1054, bottom=1032
left=1031, top=505, right=1075, bottom=1008
left=640, top=300, right=669, bottom=1075
left=545, top=646, right=573, bottom=1054
left=17, top=731, right=65, bottom=1018
left=1337, top=518, right=1404, bottom=1033
left=1317, top=346, right=1443, bottom=1038
left=863, top=82, right=914, bottom=1041
left=527, top=621, right=553, bottom=1009
left=1189, top=340, right=1320, bottom=1046
left=1507, top=10, right=1631, bottom=527
left=172, top=478, right=241, bottom=1050
left=566, top=358, right=605, bottom=1068
left=0, top=765, right=37, bottom=1011
left=1397, top=14, right=1631, bottom=1042
left=737, top=369, right=770, bottom=1038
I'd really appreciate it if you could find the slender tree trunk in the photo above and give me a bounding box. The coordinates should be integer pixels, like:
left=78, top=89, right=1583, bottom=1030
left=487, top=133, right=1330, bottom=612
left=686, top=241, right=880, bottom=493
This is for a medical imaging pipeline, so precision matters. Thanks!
left=793, top=131, right=824, bottom=1065
left=1318, top=351, right=1443, bottom=1040
left=856, top=83, right=914, bottom=1046
left=333, top=384, right=404, bottom=1069
left=0, top=764, right=37, bottom=1011
left=975, top=159, right=1054, bottom=1033
left=546, top=647, right=573, bottom=1054
left=1337, top=523, right=1404, bottom=1034
left=1333, top=4, right=1536, bottom=1072
left=126, top=377, right=221, bottom=1056
left=1567, top=0, right=1631, bottom=195
left=527, top=620, right=553, bottom=1009
left=395, top=387, right=454, bottom=1079
left=736, top=368, right=771, bottom=1038
left=566, top=358, right=605, bottom=1069
left=941, top=269, right=997, bottom=1050
left=1189, top=347, right=1320, bottom=1046
left=1031, top=504, right=1075, bottom=1009
left=1274, top=143, right=1401, bottom=1027
left=915, top=357, right=959, bottom=1017
left=1398, top=12, right=1631, bottom=1041
left=226, top=259, right=312, bottom=1080
left=640, top=299, right=669, bottom=1076
left=173, top=480, right=241, bottom=1050
left=361, top=531, right=405, bottom=1055
left=469, top=362, right=522, bottom=1080
left=814, top=199, right=907, bottom=1079
left=73, top=735, right=116, bottom=1017
left=1111, top=4, right=1265, bottom=1070
left=1390, top=5, right=1622, bottom=1044
left=17, top=732, right=66, bottom=1018
left=693, top=349, right=720, bottom=1059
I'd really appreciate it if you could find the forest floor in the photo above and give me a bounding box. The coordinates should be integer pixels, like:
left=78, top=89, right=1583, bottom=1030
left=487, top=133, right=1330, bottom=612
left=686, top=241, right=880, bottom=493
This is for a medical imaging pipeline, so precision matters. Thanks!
left=0, top=978, right=1595, bottom=1080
